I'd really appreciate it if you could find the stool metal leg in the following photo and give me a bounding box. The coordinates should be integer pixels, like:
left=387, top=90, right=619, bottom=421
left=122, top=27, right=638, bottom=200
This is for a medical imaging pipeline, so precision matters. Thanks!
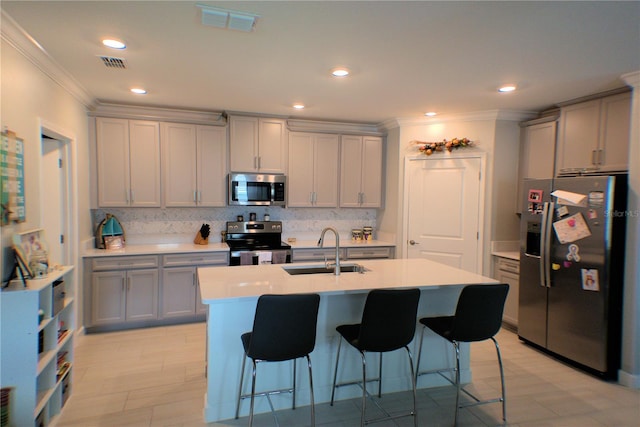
left=292, top=359, right=297, bottom=410
left=249, top=359, right=258, bottom=427
left=378, top=353, right=383, bottom=398
left=235, top=353, right=248, bottom=419
left=453, top=341, right=461, bottom=427
left=492, top=337, right=507, bottom=423
left=415, top=326, right=425, bottom=380
left=404, top=345, right=418, bottom=427
left=330, top=337, right=343, bottom=405
left=306, top=355, right=315, bottom=427
left=360, top=351, right=367, bottom=427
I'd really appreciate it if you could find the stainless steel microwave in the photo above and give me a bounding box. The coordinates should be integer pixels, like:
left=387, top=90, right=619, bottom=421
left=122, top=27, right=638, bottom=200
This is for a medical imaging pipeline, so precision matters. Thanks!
left=228, top=173, right=286, bottom=207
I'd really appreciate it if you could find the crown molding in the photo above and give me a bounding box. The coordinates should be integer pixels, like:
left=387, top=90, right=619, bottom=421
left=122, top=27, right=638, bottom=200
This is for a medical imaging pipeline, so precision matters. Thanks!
left=1, top=10, right=94, bottom=107
left=380, top=109, right=537, bottom=130
left=88, top=101, right=226, bottom=126
left=286, top=119, right=384, bottom=136
left=622, top=70, right=640, bottom=89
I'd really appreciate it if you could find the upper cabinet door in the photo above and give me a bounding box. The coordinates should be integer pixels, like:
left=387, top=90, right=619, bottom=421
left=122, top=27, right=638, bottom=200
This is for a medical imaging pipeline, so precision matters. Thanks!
left=229, top=116, right=286, bottom=173
left=598, top=92, right=631, bottom=172
left=313, top=134, right=339, bottom=207
left=360, top=136, right=383, bottom=208
left=287, top=132, right=338, bottom=207
left=287, top=132, right=315, bottom=207
left=517, top=120, right=557, bottom=212
left=128, top=120, right=161, bottom=207
left=162, top=123, right=197, bottom=207
left=340, top=135, right=364, bottom=208
left=556, top=91, right=631, bottom=175
left=96, top=118, right=131, bottom=207
left=340, top=135, right=382, bottom=208
left=557, top=100, right=600, bottom=174
left=257, top=118, right=287, bottom=173
left=229, top=116, right=259, bottom=172
left=197, top=125, right=228, bottom=207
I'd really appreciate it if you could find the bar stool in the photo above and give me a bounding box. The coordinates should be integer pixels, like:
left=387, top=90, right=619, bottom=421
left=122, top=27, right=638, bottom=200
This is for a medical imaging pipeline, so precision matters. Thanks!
left=330, top=288, right=420, bottom=427
left=235, top=293, right=321, bottom=427
left=415, top=283, right=509, bottom=426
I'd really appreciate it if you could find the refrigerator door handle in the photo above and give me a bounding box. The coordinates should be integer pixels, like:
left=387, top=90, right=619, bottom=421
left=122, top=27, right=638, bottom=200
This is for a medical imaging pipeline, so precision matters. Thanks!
left=542, top=201, right=555, bottom=288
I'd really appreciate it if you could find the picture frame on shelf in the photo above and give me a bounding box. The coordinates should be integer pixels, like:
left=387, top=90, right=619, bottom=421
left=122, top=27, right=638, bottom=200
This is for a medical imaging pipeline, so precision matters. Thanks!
left=13, top=229, right=49, bottom=278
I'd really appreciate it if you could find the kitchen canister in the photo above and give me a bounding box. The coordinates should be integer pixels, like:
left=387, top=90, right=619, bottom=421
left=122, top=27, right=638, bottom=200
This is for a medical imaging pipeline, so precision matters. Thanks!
left=363, top=226, right=373, bottom=241
left=351, top=229, right=363, bottom=241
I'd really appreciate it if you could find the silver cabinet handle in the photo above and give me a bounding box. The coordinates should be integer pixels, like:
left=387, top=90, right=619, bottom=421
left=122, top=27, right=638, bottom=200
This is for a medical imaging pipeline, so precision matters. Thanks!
left=409, top=240, right=419, bottom=245
left=592, top=150, right=597, bottom=165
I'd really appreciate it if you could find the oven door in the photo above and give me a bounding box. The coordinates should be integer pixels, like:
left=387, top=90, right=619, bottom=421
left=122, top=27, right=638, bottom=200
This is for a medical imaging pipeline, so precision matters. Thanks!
left=229, top=249, right=291, bottom=266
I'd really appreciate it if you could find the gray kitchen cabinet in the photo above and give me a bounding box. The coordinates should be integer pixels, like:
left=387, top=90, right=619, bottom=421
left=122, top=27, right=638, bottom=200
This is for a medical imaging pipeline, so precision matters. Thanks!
left=346, top=246, right=394, bottom=260
left=91, top=269, right=159, bottom=325
left=291, top=246, right=394, bottom=263
left=229, top=115, right=287, bottom=173
left=340, top=135, right=383, bottom=207
left=96, top=117, right=161, bottom=207
left=291, top=247, right=347, bottom=263
left=288, top=132, right=339, bottom=207
left=162, top=123, right=227, bottom=207
left=87, top=255, right=160, bottom=327
left=492, top=256, right=519, bottom=328
left=556, top=91, right=631, bottom=175
left=517, top=119, right=557, bottom=212
left=161, top=252, right=228, bottom=317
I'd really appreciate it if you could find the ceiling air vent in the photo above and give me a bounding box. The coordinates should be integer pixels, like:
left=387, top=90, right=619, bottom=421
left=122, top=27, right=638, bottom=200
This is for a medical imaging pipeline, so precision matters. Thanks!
left=99, top=56, right=127, bottom=69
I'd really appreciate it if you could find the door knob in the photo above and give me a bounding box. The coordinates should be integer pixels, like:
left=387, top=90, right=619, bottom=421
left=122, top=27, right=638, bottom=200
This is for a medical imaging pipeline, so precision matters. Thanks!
left=409, top=240, right=419, bottom=245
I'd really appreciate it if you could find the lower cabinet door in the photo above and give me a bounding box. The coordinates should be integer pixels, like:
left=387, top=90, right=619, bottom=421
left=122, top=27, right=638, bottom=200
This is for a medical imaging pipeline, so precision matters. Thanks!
left=92, top=271, right=126, bottom=325
left=126, top=269, right=159, bottom=321
left=162, top=267, right=197, bottom=317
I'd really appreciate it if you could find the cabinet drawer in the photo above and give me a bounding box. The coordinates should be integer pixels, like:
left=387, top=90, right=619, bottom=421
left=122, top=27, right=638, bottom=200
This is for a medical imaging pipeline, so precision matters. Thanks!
left=292, top=248, right=346, bottom=263
left=92, top=255, right=159, bottom=271
left=162, top=252, right=229, bottom=267
left=346, top=247, right=393, bottom=259
left=497, top=258, right=520, bottom=274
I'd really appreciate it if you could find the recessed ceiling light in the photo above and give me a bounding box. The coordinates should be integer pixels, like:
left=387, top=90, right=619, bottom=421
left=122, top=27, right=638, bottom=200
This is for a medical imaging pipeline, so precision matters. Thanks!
left=102, top=39, right=126, bottom=49
left=293, top=103, right=305, bottom=110
left=331, top=68, right=350, bottom=77
left=498, top=85, right=517, bottom=93
left=130, top=88, right=147, bottom=95
left=425, top=112, right=437, bottom=117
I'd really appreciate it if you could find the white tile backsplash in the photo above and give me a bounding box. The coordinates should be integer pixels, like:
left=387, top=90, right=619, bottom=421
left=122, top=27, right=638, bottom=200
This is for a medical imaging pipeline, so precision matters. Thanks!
left=92, top=207, right=378, bottom=244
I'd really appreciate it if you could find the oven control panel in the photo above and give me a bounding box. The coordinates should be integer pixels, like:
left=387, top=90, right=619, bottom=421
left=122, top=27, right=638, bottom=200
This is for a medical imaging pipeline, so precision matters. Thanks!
left=226, top=221, right=282, bottom=233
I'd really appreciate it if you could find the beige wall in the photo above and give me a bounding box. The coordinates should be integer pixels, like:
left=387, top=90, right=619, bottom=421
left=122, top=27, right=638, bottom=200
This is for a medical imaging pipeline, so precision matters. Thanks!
left=380, top=115, right=523, bottom=275
left=1, top=37, right=92, bottom=321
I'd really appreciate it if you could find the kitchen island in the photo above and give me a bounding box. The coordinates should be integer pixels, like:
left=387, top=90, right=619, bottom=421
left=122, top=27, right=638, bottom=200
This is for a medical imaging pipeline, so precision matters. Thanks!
left=198, top=257, right=499, bottom=422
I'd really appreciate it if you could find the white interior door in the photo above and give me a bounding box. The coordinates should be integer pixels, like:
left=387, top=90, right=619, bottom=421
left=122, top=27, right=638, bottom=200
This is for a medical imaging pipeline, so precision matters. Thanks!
left=406, top=157, right=482, bottom=273
left=41, top=136, right=67, bottom=265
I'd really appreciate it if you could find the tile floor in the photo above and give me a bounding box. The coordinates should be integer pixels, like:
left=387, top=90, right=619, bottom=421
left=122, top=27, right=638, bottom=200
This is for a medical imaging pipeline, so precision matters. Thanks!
left=56, top=323, right=639, bottom=427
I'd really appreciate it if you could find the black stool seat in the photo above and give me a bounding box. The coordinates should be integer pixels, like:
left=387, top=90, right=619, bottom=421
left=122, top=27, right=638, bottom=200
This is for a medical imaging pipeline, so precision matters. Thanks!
left=236, top=293, right=320, bottom=427
left=331, top=288, right=420, bottom=427
left=416, top=283, right=509, bottom=426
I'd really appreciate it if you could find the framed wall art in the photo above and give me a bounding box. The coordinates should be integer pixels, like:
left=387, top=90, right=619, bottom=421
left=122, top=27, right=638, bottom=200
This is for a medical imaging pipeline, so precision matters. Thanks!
left=13, top=229, right=49, bottom=277
left=1, top=129, right=26, bottom=224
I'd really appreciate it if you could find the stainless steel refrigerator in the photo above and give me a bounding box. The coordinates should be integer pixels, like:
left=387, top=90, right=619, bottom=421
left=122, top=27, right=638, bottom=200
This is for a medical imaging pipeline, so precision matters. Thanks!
left=519, top=175, right=627, bottom=378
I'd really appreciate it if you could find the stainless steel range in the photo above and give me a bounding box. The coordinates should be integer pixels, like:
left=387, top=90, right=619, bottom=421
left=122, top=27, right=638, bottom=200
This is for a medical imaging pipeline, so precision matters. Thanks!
left=226, top=221, right=292, bottom=266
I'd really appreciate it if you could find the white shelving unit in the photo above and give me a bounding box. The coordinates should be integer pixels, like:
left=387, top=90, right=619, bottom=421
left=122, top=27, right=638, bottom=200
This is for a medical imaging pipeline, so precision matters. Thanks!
left=1, top=266, right=74, bottom=427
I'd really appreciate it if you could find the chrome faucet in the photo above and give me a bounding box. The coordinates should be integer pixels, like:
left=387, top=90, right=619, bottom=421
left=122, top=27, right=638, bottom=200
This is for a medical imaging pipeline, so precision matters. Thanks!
left=318, top=227, right=341, bottom=275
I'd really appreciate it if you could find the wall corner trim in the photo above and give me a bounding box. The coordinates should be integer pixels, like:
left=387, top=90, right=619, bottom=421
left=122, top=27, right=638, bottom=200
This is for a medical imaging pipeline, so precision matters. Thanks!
left=1, top=10, right=94, bottom=107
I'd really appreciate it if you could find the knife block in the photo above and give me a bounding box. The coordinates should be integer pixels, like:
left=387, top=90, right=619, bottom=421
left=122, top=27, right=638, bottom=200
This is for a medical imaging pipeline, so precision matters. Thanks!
left=194, top=231, right=209, bottom=245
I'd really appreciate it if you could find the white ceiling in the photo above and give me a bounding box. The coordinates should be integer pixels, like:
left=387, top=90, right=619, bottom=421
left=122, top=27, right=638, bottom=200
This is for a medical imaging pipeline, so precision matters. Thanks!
left=2, top=1, right=639, bottom=124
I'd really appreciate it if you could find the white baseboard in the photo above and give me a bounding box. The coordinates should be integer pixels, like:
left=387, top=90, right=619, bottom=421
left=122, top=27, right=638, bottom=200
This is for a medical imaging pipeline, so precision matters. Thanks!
left=618, top=369, right=640, bottom=389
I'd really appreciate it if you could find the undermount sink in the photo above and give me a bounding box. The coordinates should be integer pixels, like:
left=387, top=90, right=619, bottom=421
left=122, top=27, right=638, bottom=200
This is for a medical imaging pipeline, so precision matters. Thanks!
left=283, top=264, right=368, bottom=275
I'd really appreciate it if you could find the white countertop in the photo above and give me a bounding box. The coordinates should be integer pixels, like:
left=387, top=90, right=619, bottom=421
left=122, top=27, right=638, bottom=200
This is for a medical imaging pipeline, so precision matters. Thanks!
left=83, top=239, right=395, bottom=257
left=492, top=251, right=520, bottom=261
left=83, top=242, right=230, bottom=257
left=198, top=258, right=498, bottom=302
left=286, top=239, right=396, bottom=249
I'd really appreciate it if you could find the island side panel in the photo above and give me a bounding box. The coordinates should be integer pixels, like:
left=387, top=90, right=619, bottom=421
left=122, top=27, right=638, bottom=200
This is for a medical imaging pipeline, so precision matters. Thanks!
left=203, top=286, right=471, bottom=423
